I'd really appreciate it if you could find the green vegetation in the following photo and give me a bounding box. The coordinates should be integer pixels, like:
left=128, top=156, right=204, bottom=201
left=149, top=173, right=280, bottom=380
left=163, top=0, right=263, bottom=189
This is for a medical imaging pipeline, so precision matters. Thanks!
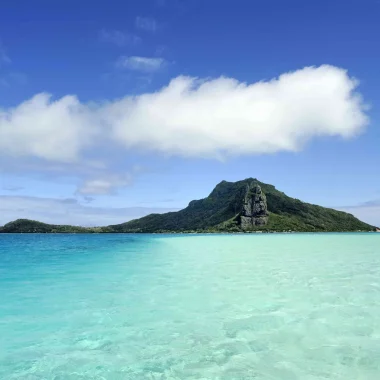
left=0, top=219, right=106, bottom=233
left=0, top=178, right=375, bottom=233
left=109, top=178, right=375, bottom=233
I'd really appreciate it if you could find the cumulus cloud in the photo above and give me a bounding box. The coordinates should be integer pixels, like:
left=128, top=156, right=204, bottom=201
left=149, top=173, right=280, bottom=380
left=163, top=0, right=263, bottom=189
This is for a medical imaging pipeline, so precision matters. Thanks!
left=135, top=17, right=158, bottom=32
left=0, top=93, right=97, bottom=162
left=0, top=196, right=179, bottom=226
left=99, top=29, right=141, bottom=46
left=116, top=56, right=166, bottom=72
left=0, top=65, right=369, bottom=165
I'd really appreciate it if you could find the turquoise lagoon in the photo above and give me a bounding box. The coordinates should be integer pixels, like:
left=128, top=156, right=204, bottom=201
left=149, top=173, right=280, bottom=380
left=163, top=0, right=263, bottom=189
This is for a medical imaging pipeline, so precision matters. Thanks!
left=0, top=233, right=379, bottom=379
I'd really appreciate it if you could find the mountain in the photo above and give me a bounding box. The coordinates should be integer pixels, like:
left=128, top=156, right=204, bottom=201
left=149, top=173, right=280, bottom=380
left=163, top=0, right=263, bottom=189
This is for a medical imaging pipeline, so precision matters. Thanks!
left=0, top=179, right=375, bottom=233
left=108, top=178, right=375, bottom=233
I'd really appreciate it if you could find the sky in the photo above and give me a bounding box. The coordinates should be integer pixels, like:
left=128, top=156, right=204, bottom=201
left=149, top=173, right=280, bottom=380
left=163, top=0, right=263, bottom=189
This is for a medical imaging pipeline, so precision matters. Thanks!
left=0, top=0, right=379, bottom=226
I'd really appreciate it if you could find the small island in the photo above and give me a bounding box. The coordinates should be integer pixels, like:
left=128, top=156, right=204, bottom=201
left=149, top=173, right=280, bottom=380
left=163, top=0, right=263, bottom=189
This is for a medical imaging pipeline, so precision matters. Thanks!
left=0, top=178, right=376, bottom=233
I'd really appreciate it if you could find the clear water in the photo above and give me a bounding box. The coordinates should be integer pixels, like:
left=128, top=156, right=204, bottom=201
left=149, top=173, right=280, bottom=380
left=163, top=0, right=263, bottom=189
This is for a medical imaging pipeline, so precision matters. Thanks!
left=1, top=233, right=380, bottom=379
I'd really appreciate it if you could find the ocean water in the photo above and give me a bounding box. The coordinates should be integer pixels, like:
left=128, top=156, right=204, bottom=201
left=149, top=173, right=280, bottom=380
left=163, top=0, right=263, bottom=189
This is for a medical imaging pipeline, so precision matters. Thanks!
left=0, top=233, right=380, bottom=380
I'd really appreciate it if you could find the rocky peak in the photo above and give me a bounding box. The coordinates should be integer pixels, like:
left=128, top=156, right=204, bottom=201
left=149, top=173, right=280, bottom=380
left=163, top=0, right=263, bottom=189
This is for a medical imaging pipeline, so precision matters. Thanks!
left=240, top=183, right=269, bottom=229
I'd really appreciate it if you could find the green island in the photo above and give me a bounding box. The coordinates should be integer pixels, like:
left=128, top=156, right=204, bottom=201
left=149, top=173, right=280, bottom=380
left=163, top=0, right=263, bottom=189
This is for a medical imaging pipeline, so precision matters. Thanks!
left=0, top=178, right=376, bottom=233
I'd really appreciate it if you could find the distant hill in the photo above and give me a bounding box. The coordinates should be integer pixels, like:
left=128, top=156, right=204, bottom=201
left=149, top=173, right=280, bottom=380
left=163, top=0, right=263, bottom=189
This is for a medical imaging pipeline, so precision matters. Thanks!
left=0, top=178, right=375, bottom=233
left=0, top=219, right=106, bottom=233
left=108, top=178, right=375, bottom=233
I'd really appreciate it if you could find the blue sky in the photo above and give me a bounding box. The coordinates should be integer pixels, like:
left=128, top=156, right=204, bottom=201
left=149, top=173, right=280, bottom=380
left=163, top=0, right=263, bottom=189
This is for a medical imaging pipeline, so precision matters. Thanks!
left=0, top=0, right=379, bottom=226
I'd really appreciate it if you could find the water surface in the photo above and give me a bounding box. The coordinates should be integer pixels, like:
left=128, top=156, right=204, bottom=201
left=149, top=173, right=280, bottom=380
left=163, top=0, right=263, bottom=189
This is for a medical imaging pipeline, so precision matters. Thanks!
left=1, top=233, right=379, bottom=379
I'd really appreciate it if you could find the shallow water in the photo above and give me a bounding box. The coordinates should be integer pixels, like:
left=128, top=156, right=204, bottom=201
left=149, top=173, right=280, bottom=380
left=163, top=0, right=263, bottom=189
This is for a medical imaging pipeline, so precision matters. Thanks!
left=1, top=233, right=380, bottom=379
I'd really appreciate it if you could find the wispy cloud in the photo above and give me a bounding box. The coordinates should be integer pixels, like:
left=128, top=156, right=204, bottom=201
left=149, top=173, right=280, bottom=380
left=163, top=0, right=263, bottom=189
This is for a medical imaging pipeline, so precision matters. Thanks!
left=0, top=195, right=179, bottom=226
left=0, top=41, right=27, bottom=87
left=75, top=166, right=146, bottom=195
left=338, top=199, right=380, bottom=208
left=8, top=72, right=27, bottom=84
left=155, top=45, right=166, bottom=56
left=139, top=198, right=176, bottom=204
left=99, top=29, right=141, bottom=46
left=135, top=17, right=158, bottom=32
left=2, top=185, right=24, bottom=192
left=337, top=200, right=380, bottom=227
left=154, top=0, right=189, bottom=13
left=0, top=72, right=28, bottom=87
left=0, top=41, right=11, bottom=66
left=361, top=200, right=380, bottom=207
left=116, top=56, right=166, bottom=72
left=154, top=0, right=186, bottom=9
left=155, top=0, right=166, bottom=6
left=77, top=174, right=133, bottom=195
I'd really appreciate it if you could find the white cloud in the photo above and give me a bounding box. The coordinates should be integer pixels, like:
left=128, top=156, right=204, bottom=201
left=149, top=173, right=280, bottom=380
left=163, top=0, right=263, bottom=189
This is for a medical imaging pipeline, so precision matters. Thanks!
left=135, top=17, right=158, bottom=32
left=0, top=65, right=369, bottom=164
left=99, top=29, right=141, bottom=46
left=77, top=175, right=133, bottom=195
left=107, top=65, right=369, bottom=158
left=75, top=165, right=147, bottom=195
left=116, top=56, right=166, bottom=72
left=78, top=179, right=120, bottom=195
left=0, top=93, right=97, bottom=162
left=0, top=195, right=178, bottom=226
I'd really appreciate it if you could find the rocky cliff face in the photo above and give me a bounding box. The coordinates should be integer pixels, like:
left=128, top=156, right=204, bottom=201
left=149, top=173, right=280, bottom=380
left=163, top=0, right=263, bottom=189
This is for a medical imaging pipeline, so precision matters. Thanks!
left=240, top=183, right=269, bottom=229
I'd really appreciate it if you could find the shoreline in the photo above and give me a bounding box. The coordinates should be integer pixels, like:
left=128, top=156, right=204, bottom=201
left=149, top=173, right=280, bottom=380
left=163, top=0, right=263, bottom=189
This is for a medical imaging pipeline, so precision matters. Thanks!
left=1, top=230, right=378, bottom=235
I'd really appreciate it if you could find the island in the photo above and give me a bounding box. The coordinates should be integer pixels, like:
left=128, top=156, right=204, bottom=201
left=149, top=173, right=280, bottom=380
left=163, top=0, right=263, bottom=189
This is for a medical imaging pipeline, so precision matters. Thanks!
left=0, top=178, right=376, bottom=233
